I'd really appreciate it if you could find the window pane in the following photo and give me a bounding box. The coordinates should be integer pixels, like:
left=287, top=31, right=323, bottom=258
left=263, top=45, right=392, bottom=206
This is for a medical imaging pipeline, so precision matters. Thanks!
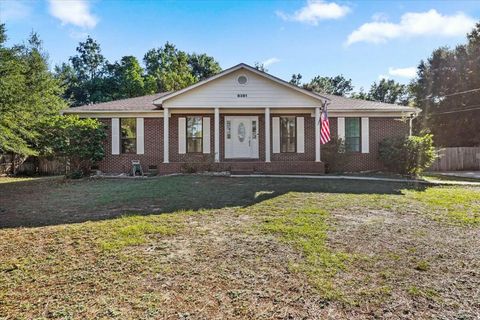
left=120, top=118, right=136, bottom=153
left=187, top=116, right=202, bottom=138
left=345, top=137, right=360, bottom=152
left=121, top=118, right=136, bottom=139
left=280, top=117, right=296, bottom=152
left=187, top=138, right=202, bottom=153
left=226, top=121, right=231, bottom=139
left=345, top=118, right=360, bottom=137
left=122, top=138, right=136, bottom=154
left=345, top=118, right=360, bottom=152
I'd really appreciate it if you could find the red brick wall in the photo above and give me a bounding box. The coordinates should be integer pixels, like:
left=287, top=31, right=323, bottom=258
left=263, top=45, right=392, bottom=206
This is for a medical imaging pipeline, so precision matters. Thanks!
left=98, top=118, right=163, bottom=173
left=96, top=115, right=408, bottom=174
left=327, top=117, right=409, bottom=172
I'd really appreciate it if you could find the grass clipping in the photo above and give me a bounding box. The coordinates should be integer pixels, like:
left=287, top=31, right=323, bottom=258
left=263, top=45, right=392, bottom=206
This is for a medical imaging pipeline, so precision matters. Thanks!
left=262, top=208, right=351, bottom=300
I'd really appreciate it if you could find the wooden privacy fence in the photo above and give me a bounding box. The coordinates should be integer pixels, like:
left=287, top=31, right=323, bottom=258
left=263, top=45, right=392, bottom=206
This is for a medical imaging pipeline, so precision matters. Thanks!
left=429, top=147, right=480, bottom=171
left=0, top=155, right=66, bottom=175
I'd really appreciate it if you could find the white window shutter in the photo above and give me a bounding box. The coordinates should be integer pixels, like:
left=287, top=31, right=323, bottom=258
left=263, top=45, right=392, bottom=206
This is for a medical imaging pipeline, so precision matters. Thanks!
left=178, top=117, right=186, bottom=154
left=272, top=117, right=280, bottom=153
left=136, top=118, right=144, bottom=154
left=337, top=117, right=345, bottom=141
left=361, top=117, right=369, bottom=153
left=203, top=117, right=211, bottom=154
left=296, top=117, right=305, bottom=153
left=111, top=118, right=120, bottom=155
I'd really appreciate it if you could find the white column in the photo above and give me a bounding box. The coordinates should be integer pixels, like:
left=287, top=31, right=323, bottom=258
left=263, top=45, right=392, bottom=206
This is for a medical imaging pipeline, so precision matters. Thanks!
left=163, top=107, right=169, bottom=163
left=265, top=107, right=271, bottom=162
left=214, top=107, right=220, bottom=162
left=315, top=107, right=321, bottom=162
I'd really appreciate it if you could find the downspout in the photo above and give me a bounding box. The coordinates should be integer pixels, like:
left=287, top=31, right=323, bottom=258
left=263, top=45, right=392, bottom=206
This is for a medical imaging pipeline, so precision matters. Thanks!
left=409, top=109, right=421, bottom=137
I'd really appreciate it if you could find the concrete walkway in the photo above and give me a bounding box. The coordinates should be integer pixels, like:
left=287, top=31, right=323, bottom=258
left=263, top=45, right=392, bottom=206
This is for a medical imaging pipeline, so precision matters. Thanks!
left=430, top=171, right=480, bottom=179
left=230, top=174, right=480, bottom=186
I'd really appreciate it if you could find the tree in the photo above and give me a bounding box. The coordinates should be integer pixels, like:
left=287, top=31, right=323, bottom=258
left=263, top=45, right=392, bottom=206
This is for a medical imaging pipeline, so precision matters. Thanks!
left=37, top=115, right=106, bottom=177
left=254, top=62, right=267, bottom=72
left=64, top=36, right=106, bottom=106
left=188, top=53, right=221, bottom=81
left=411, top=23, right=480, bottom=146
left=368, top=79, right=409, bottom=105
left=289, top=73, right=302, bottom=86
left=350, top=87, right=369, bottom=100
left=144, top=42, right=196, bottom=92
left=303, top=75, right=353, bottom=96
left=104, top=56, right=156, bottom=100
left=0, top=26, right=66, bottom=172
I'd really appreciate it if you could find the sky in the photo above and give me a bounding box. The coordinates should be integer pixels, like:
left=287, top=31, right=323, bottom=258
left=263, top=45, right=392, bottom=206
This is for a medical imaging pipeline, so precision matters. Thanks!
left=1, top=0, right=479, bottom=90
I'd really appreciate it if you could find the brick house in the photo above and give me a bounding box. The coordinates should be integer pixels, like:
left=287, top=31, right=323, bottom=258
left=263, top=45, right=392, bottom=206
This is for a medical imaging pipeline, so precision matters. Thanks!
left=63, top=63, right=418, bottom=174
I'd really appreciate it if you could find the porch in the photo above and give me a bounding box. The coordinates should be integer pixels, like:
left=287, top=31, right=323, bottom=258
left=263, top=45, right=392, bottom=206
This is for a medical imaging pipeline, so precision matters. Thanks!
left=162, top=107, right=324, bottom=170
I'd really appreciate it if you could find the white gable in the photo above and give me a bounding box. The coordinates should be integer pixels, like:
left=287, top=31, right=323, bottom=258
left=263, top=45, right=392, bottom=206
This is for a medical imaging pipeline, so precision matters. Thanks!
left=162, top=68, right=323, bottom=108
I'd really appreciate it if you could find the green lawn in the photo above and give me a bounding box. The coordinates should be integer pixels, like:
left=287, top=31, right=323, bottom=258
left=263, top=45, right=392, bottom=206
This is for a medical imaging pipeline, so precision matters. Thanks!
left=0, top=176, right=479, bottom=319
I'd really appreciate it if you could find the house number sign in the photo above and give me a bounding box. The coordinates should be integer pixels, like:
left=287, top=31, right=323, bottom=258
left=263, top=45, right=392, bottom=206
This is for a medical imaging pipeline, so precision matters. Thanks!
left=237, top=93, right=248, bottom=98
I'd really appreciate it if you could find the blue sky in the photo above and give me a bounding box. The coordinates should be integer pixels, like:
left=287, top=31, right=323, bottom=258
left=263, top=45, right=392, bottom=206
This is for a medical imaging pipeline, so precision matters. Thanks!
left=1, top=0, right=479, bottom=90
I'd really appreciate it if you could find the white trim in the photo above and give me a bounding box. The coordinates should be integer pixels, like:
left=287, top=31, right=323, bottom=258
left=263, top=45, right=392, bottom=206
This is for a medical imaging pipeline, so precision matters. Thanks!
left=265, top=108, right=271, bottom=162
left=337, top=117, right=345, bottom=141
left=296, top=117, right=305, bottom=154
left=111, top=118, right=120, bottom=155
left=361, top=117, right=369, bottom=154
left=163, top=108, right=169, bottom=163
left=315, top=108, right=320, bottom=162
left=272, top=117, right=280, bottom=154
left=136, top=118, right=144, bottom=155
left=178, top=117, right=186, bottom=154
left=203, top=117, right=211, bottom=154
left=214, top=108, right=220, bottom=162
left=153, top=63, right=330, bottom=104
left=62, top=108, right=418, bottom=119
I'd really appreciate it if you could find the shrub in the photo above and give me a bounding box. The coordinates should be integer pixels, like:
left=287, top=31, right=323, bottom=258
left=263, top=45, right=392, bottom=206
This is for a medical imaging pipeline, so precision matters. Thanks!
left=379, top=134, right=436, bottom=175
left=37, top=115, right=107, bottom=177
left=321, top=138, right=352, bottom=173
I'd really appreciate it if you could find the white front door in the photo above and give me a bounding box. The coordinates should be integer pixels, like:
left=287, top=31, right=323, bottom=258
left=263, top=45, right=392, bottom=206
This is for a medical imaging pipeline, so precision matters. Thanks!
left=225, top=116, right=259, bottom=159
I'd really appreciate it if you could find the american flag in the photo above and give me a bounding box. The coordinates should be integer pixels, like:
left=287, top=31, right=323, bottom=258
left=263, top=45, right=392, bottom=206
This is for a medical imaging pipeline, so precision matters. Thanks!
left=320, top=106, right=331, bottom=145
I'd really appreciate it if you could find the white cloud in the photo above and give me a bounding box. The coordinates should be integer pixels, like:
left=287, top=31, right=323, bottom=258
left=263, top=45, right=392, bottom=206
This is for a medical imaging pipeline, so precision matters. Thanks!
left=346, top=9, right=476, bottom=45
left=262, top=57, right=281, bottom=67
left=388, top=67, right=417, bottom=78
left=48, top=0, right=98, bottom=29
left=276, top=0, right=350, bottom=25
left=0, top=1, right=32, bottom=22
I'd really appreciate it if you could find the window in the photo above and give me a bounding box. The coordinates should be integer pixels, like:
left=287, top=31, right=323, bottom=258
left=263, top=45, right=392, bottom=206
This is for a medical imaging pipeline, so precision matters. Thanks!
left=226, top=120, right=231, bottom=139
left=345, top=117, right=361, bottom=152
left=237, top=75, right=248, bottom=85
left=187, top=116, right=203, bottom=153
left=120, top=118, right=136, bottom=154
left=280, top=117, right=296, bottom=153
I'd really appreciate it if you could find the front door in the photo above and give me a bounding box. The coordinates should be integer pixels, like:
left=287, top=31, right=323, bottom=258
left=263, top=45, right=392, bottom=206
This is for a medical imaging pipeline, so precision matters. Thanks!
left=225, top=116, right=259, bottom=159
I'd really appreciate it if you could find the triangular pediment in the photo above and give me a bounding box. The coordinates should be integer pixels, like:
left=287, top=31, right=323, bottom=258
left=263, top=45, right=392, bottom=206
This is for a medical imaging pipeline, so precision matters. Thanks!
left=155, top=63, right=327, bottom=108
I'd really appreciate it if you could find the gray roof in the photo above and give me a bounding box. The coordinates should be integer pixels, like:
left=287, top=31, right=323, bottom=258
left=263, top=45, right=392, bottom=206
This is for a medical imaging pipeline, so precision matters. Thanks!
left=65, top=92, right=170, bottom=112
left=65, top=91, right=414, bottom=113
left=322, top=93, right=414, bottom=111
left=63, top=64, right=415, bottom=113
